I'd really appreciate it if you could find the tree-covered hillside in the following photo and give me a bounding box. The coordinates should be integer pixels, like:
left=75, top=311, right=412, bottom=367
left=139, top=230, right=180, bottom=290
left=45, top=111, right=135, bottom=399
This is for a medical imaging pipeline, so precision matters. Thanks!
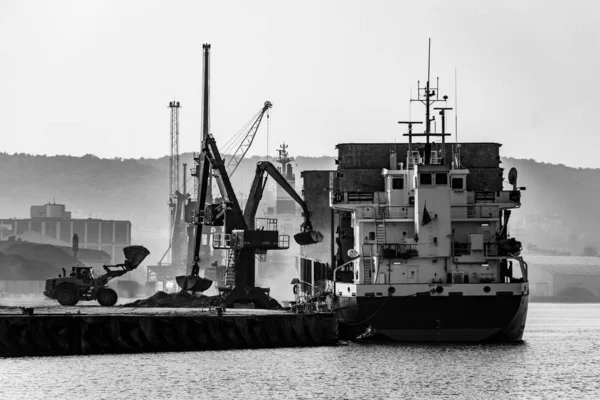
left=0, top=152, right=335, bottom=263
left=0, top=152, right=596, bottom=261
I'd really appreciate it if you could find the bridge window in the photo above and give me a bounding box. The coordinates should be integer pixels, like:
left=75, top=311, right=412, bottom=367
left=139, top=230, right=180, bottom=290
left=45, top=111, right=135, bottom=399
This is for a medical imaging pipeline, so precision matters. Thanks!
left=452, top=177, right=464, bottom=190
left=392, top=177, right=404, bottom=189
left=436, top=173, right=448, bottom=185
left=420, top=173, right=432, bottom=185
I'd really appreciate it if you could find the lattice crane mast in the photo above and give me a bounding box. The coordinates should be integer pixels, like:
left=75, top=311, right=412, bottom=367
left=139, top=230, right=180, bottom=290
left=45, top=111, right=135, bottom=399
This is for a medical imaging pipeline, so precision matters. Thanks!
left=210, top=101, right=273, bottom=197
left=167, top=100, right=181, bottom=263
left=225, top=101, right=272, bottom=177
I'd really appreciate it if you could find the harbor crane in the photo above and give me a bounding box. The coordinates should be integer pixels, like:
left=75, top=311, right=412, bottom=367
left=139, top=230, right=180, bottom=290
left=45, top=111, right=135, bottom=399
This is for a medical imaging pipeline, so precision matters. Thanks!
left=150, top=44, right=271, bottom=286
left=176, top=135, right=323, bottom=308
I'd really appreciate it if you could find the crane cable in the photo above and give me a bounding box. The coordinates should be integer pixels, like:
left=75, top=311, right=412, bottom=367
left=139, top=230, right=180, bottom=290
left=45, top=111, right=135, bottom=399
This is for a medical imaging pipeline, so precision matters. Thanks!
left=175, top=105, right=267, bottom=196
left=211, top=106, right=267, bottom=196
left=220, top=108, right=263, bottom=160
left=266, top=107, right=270, bottom=161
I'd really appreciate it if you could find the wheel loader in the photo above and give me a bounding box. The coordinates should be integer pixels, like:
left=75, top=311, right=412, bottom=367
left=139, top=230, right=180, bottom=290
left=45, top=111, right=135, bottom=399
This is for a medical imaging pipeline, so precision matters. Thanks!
left=43, top=245, right=150, bottom=306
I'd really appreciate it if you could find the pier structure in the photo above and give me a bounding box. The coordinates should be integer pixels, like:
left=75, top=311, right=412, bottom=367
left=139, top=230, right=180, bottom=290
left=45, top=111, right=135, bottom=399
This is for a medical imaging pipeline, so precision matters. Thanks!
left=0, top=308, right=338, bottom=357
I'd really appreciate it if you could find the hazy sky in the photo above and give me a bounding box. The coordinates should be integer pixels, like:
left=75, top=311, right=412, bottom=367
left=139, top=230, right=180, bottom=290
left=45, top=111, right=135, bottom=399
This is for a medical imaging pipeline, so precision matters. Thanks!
left=1, top=0, right=598, bottom=167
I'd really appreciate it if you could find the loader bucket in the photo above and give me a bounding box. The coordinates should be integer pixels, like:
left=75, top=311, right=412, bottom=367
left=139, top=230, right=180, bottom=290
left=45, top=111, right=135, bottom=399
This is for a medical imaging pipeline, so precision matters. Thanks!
left=123, top=246, right=150, bottom=270
left=176, top=275, right=213, bottom=292
left=294, top=231, right=324, bottom=246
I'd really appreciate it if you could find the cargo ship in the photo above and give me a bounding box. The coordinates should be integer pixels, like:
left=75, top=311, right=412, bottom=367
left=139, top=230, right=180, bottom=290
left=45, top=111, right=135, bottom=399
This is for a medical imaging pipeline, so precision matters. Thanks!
left=295, top=60, right=528, bottom=342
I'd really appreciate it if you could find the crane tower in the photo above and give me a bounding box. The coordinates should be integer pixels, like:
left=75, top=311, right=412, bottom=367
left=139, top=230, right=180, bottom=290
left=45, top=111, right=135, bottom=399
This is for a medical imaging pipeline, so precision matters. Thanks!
left=168, top=101, right=181, bottom=259
left=169, top=101, right=181, bottom=200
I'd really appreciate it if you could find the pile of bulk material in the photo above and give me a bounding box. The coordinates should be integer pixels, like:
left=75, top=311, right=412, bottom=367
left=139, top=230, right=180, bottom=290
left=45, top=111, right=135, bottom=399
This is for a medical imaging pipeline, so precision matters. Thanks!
left=123, top=290, right=282, bottom=309
left=123, top=290, right=222, bottom=308
left=0, top=241, right=76, bottom=280
left=0, top=252, right=60, bottom=280
left=0, top=241, right=78, bottom=266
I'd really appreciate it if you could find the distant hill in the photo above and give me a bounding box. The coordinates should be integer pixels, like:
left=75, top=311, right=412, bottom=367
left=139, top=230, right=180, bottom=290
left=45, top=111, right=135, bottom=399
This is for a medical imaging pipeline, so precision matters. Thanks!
left=0, top=152, right=335, bottom=263
left=501, top=157, right=600, bottom=255
left=0, top=151, right=597, bottom=261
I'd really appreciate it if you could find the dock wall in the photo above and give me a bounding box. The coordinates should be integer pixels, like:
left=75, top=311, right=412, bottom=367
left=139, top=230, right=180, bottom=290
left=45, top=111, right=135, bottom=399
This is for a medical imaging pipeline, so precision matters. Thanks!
left=0, top=312, right=338, bottom=357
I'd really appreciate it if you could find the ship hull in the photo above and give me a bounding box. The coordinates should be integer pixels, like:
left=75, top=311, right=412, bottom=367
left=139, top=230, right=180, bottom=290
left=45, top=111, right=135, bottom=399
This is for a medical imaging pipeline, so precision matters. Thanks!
left=334, top=293, right=528, bottom=342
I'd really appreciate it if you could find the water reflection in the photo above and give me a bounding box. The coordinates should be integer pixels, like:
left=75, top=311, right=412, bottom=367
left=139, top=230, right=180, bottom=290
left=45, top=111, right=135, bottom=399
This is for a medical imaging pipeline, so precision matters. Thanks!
left=1, top=303, right=599, bottom=399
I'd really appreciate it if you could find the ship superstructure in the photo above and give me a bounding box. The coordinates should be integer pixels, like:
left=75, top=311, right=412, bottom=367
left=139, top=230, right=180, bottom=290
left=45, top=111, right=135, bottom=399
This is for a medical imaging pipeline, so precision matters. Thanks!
left=295, top=51, right=529, bottom=341
left=330, top=138, right=528, bottom=340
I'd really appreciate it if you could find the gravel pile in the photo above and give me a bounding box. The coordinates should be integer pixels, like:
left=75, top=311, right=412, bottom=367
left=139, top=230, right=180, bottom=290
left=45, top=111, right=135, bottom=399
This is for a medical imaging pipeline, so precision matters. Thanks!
left=0, top=252, right=61, bottom=280
left=0, top=241, right=77, bottom=267
left=123, top=291, right=222, bottom=308
left=123, top=290, right=282, bottom=309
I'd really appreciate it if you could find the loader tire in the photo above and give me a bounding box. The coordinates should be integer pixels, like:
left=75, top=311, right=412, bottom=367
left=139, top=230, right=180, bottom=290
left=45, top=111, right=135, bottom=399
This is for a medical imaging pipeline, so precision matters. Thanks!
left=56, top=285, right=79, bottom=306
left=97, top=287, right=118, bottom=307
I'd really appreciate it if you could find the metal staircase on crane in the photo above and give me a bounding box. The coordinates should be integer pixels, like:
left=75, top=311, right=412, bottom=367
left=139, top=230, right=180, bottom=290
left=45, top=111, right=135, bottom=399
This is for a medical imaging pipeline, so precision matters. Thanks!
left=225, top=249, right=237, bottom=286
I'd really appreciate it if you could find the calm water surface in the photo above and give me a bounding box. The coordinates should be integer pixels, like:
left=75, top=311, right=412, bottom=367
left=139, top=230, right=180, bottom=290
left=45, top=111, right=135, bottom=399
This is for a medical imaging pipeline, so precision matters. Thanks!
left=1, top=303, right=599, bottom=399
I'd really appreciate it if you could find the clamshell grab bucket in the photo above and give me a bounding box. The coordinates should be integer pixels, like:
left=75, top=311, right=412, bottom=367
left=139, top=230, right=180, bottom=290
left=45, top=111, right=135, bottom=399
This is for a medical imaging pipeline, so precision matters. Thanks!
left=294, top=231, right=324, bottom=246
left=176, top=275, right=213, bottom=292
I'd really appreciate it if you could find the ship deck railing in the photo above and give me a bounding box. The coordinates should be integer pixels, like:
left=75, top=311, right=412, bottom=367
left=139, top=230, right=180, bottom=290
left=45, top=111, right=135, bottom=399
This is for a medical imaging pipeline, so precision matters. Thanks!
left=376, top=243, right=419, bottom=259
left=356, top=205, right=414, bottom=220
left=362, top=243, right=419, bottom=259
left=453, top=242, right=498, bottom=257
left=452, top=205, right=499, bottom=219
left=333, top=191, right=375, bottom=204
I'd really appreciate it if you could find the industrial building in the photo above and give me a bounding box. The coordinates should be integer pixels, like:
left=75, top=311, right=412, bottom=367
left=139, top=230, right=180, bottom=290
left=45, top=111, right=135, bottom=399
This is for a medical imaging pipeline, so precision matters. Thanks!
left=526, top=255, right=600, bottom=301
left=0, top=203, right=131, bottom=263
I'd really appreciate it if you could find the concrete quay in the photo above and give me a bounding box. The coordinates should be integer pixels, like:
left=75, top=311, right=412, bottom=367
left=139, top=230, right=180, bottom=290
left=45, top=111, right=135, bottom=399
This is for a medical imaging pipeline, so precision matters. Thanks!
left=0, top=306, right=338, bottom=357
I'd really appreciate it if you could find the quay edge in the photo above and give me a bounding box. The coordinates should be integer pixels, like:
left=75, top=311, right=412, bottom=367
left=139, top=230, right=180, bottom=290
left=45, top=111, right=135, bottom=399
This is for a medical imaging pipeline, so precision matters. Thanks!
left=0, top=311, right=338, bottom=357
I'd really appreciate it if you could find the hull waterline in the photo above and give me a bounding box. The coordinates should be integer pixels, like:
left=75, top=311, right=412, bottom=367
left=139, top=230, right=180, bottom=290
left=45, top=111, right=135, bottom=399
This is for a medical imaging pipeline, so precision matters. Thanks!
left=334, top=294, right=528, bottom=342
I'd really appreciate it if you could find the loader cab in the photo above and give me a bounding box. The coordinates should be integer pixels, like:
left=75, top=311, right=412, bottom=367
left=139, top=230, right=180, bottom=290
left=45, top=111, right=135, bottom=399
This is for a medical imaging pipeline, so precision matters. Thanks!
left=71, top=266, right=94, bottom=280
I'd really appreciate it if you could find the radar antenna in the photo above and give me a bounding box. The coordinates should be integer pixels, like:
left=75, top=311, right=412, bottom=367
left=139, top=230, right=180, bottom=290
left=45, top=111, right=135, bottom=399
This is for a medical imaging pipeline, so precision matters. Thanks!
left=400, top=39, right=452, bottom=166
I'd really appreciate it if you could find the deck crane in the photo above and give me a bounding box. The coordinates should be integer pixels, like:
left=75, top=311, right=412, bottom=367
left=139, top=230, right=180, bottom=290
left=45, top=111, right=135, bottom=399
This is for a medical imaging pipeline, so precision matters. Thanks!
left=176, top=135, right=323, bottom=307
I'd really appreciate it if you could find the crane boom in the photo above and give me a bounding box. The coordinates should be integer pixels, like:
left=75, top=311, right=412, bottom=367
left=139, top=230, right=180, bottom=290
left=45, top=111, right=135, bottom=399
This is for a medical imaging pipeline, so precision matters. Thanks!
left=226, top=101, right=272, bottom=177
left=178, top=133, right=248, bottom=292
left=243, top=161, right=322, bottom=244
left=205, top=134, right=247, bottom=229
left=210, top=101, right=273, bottom=197
left=178, top=140, right=322, bottom=305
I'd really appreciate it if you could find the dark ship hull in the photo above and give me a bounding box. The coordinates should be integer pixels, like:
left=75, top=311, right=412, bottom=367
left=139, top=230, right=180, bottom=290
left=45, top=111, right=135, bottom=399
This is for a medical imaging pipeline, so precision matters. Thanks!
left=334, top=294, right=528, bottom=342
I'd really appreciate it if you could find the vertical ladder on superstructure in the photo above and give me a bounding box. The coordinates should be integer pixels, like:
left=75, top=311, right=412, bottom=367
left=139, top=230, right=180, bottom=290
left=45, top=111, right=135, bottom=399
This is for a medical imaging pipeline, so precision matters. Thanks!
left=362, top=252, right=373, bottom=284
left=364, top=206, right=388, bottom=284
left=376, top=207, right=387, bottom=245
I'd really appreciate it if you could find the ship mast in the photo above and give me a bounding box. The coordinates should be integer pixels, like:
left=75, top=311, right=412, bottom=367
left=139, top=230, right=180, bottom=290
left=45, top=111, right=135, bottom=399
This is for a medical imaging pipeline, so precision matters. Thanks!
left=399, top=39, right=452, bottom=167
left=425, top=38, right=432, bottom=139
